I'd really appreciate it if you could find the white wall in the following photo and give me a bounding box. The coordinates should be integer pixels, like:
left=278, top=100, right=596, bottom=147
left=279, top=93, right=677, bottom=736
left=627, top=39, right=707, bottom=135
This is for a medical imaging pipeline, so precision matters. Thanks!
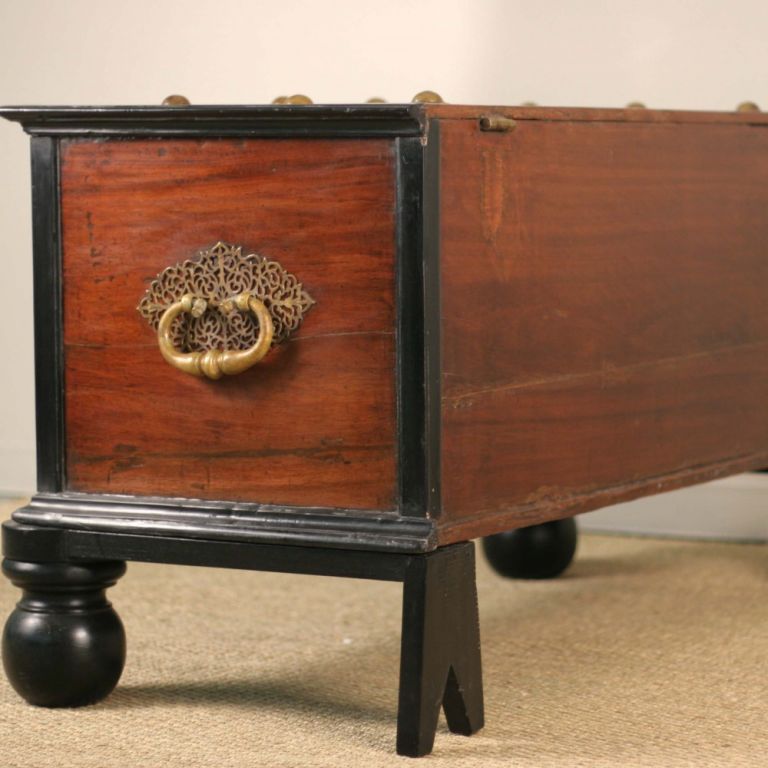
left=580, top=474, right=768, bottom=541
left=0, top=1, right=766, bottom=532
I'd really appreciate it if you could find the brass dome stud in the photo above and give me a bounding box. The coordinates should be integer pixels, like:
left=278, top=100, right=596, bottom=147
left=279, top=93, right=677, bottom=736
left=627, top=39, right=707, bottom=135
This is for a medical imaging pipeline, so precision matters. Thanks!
left=626, top=101, right=647, bottom=109
left=272, top=94, right=313, bottom=105
left=736, top=101, right=761, bottom=112
left=162, top=94, right=191, bottom=106
left=412, top=90, right=444, bottom=103
left=366, top=97, right=387, bottom=103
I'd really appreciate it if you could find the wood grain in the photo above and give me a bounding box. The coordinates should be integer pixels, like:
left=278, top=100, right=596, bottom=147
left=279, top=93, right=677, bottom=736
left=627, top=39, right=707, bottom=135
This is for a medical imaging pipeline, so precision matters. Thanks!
left=61, top=138, right=397, bottom=509
left=436, top=118, right=768, bottom=542
left=426, top=103, right=768, bottom=126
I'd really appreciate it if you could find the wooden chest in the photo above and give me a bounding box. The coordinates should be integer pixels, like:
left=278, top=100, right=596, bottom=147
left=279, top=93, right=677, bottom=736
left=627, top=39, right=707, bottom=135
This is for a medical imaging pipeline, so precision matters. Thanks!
left=4, top=103, right=767, bottom=549
left=2, top=101, right=767, bottom=756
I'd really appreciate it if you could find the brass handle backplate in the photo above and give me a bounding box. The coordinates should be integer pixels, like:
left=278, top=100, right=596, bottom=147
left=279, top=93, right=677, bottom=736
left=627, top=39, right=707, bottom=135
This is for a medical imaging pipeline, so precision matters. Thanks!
left=138, top=242, right=315, bottom=379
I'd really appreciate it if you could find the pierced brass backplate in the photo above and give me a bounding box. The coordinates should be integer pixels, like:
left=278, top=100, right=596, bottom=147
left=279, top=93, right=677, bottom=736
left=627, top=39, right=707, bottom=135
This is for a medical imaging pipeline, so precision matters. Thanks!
left=137, top=242, right=315, bottom=379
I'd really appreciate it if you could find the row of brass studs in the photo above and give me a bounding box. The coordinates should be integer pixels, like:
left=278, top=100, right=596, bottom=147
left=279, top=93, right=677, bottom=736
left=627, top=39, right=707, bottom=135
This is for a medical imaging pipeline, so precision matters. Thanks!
left=626, top=101, right=761, bottom=112
left=162, top=94, right=762, bottom=112
left=161, top=91, right=445, bottom=106
left=273, top=90, right=446, bottom=105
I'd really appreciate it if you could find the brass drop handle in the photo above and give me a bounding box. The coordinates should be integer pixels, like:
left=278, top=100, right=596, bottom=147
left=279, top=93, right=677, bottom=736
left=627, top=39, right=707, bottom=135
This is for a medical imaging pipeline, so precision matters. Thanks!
left=157, top=292, right=274, bottom=380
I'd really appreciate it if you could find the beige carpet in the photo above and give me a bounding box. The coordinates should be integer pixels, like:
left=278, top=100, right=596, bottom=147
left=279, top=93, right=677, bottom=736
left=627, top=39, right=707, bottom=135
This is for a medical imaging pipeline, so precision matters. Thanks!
left=0, top=499, right=766, bottom=768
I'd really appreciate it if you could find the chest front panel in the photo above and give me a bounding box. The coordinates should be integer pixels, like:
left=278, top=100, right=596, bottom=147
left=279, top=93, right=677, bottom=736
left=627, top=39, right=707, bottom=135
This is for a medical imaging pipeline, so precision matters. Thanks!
left=60, top=138, right=398, bottom=510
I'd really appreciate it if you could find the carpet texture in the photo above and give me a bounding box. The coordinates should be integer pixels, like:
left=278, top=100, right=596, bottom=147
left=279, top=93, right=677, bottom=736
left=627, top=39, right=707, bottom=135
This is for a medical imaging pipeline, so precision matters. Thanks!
left=0, top=499, right=765, bottom=767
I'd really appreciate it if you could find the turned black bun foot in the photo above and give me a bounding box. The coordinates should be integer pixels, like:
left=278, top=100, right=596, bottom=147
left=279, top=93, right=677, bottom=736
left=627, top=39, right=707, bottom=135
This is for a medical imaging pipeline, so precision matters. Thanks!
left=482, top=518, right=578, bottom=579
left=2, top=559, right=127, bottom=707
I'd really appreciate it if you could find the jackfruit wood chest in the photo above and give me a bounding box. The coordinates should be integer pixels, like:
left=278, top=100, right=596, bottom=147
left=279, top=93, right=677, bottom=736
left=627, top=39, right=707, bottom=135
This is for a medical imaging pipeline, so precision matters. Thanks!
left=2, top=102, right=768, bottom=757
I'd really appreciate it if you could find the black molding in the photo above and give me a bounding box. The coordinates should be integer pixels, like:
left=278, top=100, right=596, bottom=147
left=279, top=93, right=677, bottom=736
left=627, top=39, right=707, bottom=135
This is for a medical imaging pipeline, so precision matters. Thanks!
left=0, top=105, right=426, bottom=138
left=11, top=493, right=437, bottom=554
left=2, top=519, right=417, bottom=581
left=395, top=137, right=426, bottom=516
left=30, top=137, right=65, bottom=492
left=2, top=517, right=470, bottom=588
left=422, top=120, right=443, bottom=516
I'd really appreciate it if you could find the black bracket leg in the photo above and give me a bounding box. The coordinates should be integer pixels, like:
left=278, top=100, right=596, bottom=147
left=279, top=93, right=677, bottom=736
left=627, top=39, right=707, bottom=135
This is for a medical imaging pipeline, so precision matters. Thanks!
left=2, top=558, right=127, bottom=707
left=397, top=541, right=484, bottom=757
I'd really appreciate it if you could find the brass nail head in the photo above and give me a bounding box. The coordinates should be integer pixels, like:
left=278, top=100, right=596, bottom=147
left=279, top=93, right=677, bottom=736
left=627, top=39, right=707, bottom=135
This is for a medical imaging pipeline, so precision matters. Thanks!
left=272, top=94, right=313, bottom=105
left=737, top=101, right=760, bottom=112
left=162, top=94, right=191, bottom=106
left=626, top=101, right=647, bottom=109
left=412, top=90, right=444, bottom=103
left=366, top=97, right=387, bottom=103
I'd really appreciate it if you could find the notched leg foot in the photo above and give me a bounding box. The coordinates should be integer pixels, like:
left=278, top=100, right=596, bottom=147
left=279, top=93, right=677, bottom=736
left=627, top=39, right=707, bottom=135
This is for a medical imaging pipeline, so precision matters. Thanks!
left=397, top=542, right=484, bottom=757
left=2, top=558, right=127, bottom=707
left=483, top=517, right=578, bottom=579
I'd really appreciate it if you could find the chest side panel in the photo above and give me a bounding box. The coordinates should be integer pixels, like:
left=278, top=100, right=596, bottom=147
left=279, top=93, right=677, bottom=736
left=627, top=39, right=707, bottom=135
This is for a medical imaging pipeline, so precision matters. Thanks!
left=438, top=117, right=768, bottom=540
left=61, top=138, right=397, bottom=509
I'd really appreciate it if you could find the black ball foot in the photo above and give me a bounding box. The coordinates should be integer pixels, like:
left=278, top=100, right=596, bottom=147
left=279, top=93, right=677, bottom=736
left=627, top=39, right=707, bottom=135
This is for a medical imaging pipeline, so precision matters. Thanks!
left=482, top=518, right=577, bottom=579
left=2, top=558, right=127, bottom=707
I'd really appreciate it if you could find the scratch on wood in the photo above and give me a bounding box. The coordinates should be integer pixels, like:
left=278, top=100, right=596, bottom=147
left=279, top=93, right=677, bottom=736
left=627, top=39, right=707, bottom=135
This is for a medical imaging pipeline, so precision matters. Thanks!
left=77, top=442, right=386, bottom=467
left=444, top=339, right=768, bottom=405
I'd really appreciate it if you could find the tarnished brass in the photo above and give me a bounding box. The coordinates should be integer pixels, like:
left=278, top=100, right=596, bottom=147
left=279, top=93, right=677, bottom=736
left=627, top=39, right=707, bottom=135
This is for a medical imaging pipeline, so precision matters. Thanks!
left=272, top=94, right=313, bottom=104
left=412, top=90, right=444, bottom=103
left=157, top=292, right=274, bottom=379
left=626, top=102, right=647, bottom=109
left=366, top=97, right=387, bottom=103
left=138, top=242, right=315, bottom=379
left=737, top=101, right=761, bottom=112
left=162, top=94, right=191, bottom=106
left=479, top=115, right=517, bottom=132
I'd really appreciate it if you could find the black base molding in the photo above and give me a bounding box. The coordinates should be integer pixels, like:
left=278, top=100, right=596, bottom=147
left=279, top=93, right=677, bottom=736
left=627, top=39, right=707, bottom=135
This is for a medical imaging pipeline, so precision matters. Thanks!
left=12, top=493, right=437, bottom=554
left=1, top=520, right=483, bottom=757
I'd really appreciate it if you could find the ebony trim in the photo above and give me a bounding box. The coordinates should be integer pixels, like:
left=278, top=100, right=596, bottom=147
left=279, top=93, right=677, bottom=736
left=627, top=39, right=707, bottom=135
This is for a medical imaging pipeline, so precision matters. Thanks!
left=0, top=105, right=426, bottom=138
left=11, top=493, right=437, bottom=554
left=30, top=137, right=65, bottom=492
left=395, top=137, right=426, bottom=516
left=422, top=120, right=442, bottom=516
left=2, top=519, right=445, bottom=581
